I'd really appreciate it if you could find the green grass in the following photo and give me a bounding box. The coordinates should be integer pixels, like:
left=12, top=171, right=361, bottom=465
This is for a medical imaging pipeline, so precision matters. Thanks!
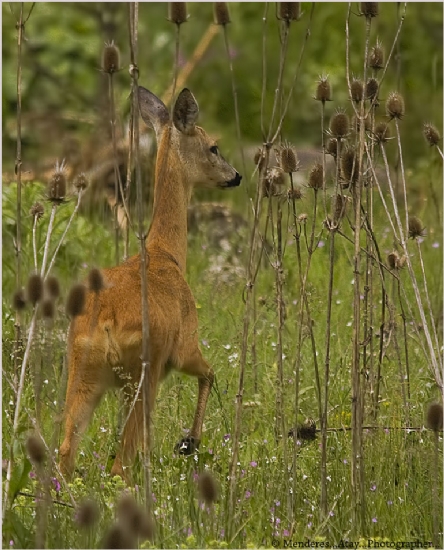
left=2, top=174, right=442, bottom=548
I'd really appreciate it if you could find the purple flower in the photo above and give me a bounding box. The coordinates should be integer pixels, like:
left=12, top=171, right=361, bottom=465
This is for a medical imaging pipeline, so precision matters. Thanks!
left=202, top=339, right=209, bottom=347
left=372, top=517, right=377, bottom=523
left=275, top=500, right=280, bottom=507
left=432, top=242, right=440, bottom=248
left=250, top=461, right=257, bottom=468
left=245, top=490, right=251, bottom=499
left=370, top=484, right=377, bottom=492
left=220, top=528, right=225, bottom=538
left=29, top=471, right=36, bottom=479
left=283, top=530, right=290, bottom=537
left=51, top=477, right=61, bottom=492
left=387, top=500, right=393, bottom=506
left=318, top=240, right=325, bottom=248
left=223, top=434, right=231, bottom=442
left=307, top=522, right=312, bottom=528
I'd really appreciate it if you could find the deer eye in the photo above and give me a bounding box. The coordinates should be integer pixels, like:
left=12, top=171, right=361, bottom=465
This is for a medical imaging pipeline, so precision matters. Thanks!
left=210, top=145, right=219, bottom=155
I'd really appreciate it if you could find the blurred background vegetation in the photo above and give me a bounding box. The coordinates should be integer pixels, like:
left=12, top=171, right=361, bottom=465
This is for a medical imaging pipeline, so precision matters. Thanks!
left=2, top=2, right=443, bottom=175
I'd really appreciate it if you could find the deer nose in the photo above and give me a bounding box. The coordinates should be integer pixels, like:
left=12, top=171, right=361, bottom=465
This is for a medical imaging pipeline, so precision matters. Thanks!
left=226, top=172, right=242, bottom=187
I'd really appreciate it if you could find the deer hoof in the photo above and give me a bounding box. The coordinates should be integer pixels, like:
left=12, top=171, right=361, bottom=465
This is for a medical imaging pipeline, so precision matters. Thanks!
left=175, top=437, right=200, bottom=455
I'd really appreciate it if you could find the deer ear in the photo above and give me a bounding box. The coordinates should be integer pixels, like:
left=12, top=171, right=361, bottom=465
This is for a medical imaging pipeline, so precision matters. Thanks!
left=173, top=88, right=199, bottom=135
left=138, top=87, right=169, bottom=136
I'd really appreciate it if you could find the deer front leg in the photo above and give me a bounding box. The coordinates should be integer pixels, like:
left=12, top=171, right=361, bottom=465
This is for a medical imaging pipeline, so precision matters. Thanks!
left=176, top=351, right=214, bottom=455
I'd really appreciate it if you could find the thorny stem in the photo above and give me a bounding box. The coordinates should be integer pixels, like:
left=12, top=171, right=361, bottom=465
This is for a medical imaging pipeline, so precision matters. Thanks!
left=40, top=204, right=57, bottom=278
left=380, top=143, right=442, bottom=389
left=228, top=148, right=269, bottom=539
left=45, top=190, right=84, bottom=279
left=129, top=1, right=152, bottom=513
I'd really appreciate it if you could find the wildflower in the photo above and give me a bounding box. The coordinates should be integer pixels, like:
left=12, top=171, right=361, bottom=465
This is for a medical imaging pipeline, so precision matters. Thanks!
left=386, top=91, right=405, bottom=120
left=249, top=461, right=258, bottom=468
left=370, top=484, right=377, bottom=491
left=245, top=490, right=251, bottom=499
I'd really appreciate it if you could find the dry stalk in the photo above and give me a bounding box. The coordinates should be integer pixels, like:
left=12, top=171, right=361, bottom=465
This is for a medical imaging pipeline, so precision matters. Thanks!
left=128, top=1, right=152, bottom=513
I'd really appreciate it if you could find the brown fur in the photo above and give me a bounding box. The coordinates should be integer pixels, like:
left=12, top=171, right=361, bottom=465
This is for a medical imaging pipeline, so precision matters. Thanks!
left=59, top=87, right=241, bottom=481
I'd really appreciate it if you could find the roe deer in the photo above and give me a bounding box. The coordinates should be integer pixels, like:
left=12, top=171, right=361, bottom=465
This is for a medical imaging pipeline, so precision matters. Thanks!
left=59, top=86, right=241, bottom=480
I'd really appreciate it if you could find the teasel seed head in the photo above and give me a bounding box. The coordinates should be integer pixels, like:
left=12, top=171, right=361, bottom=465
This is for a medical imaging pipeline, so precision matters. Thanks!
left=387, top=251, right=399, bottom=270
left=333, top=194, right=348, bottom=223
left=168, top=2, right=188, bottom=25
left=214, top=3, right=230, bottom=25
left=26, top=434, right=46, bottom=466
left=48, top=160, right=67, bottom=203
left=350, top=78, right=364, bottom=103
left=423, top=123, right=441, bottom=147
left=287, top=187, right=303, bottom=201
left=374, top=121, right=391, bottom=143
left=30, top=202, right=44, bottom=220
left=254, top=148, right=266, bottom=172
left=277, top=143, right=298, bottom=173
left=277, top=2, right=301, bottom=22
left=42, top=299, right=55, bottom=320
left=45, top=275, right=60, bottom=299
left=360, top=2, right=379, bottom=18
left=341, top=147, right=360, bottom=187
left=76, top=498, right=99, bottom=529
left=326, top=138, right=339, bottom=159
left=315, top=75, right=332, bottom=103
left=66, top=284, right=86, bottom=318
left=74, top=172, right=89, bottom=192
left=198, top=471, right=218, bottom=504
left=308, top=162, right=323, bottom=190
left=13, top=289, right=27, bottom=311
left=366, top=78, right=379, bottom=102
left=330, top=110, right=350, bottom=139
left=386, top=91, right=405, bottom=120
left=102, top=523, right=136, bottom=550
left=263, top=167, right=286, bottom=197
left=88, top=268, right=104, bottom=293
left=102, top=40, right=120, bottom=74
left=27, top=273, right=43, bottom=306
left=426, top=402, right=443, bottom=432
left=408, top=216, right=425, bottom=239
left=369, top=40, right=384, bottom=70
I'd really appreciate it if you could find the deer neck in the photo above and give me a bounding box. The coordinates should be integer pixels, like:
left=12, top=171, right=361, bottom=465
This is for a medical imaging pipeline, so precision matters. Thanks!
left=147, top=127, right=191, bottom=273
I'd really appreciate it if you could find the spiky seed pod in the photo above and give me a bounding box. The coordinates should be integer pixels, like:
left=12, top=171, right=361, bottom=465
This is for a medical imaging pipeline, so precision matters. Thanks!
left=66, top=284, right=86, bottom=318
left=408, top=216, right=425, bottom=239
left=27, top=273, right=43, bottom=306
left=386, top=92, right=405, bottom=120
left=88, top=268, right=104, bottom=293
left=326, top=138, right=339, bottom=158
left=278, top=144, right=298, bottom=173
left=330, top=111, right=349, bottom=139
left=30, top=202, right=44, bottom=220
left=42, top=299, right=55, bottom=320
left=315, top=75, right=331, bottom=103
left=308, top=163, right=323, bottom=190
left=74, top=172, right=89, bottom=191
left=374, top=122, right=390, bottom=143
left=102, top=41, right=120, bottom=74
left=45, top=275, right=60, bottom=299
left=366, top=78, right=379, bottom=101
left=361, top=2, right=379, bottom=18
left=254, top=148, right=266, bottom=172
left=426, top=402, right=443, bottom=432
left=76, top=498, right=99, bottom=529
left=13, top=289, right=26, bottom=311
left=350, top=79, right=364, bottom=103
left=48, top=162, right=67, bottom=203
left=168, top=3, right=188, bottom=25
left=214, top=3, right=230, bottom=25
left=423, top=123, right=441, bottom=147
left=369, top=41, right=384, bottom=70
left=198, top=471, right=218, bottom=504
left=263, top=167, right=286, bottom=197
left=287, top=187, right=303, bottom=201
left=341, top=148, right=360, bottom=186
left=26, top=434, right=46, bottom=466
left=277, top=2, right=301, bottom=22
left=102, top=523, right=136, bottom=550
left=387, top=251, right=399, bottom=270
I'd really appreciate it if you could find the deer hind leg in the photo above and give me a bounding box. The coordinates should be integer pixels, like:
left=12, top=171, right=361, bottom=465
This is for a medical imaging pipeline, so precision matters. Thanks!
left=59, top=356, right=107, bottom=479
left=111, top=367, right=159, bottom=482
left=175, top=349, right=214, bottom=455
